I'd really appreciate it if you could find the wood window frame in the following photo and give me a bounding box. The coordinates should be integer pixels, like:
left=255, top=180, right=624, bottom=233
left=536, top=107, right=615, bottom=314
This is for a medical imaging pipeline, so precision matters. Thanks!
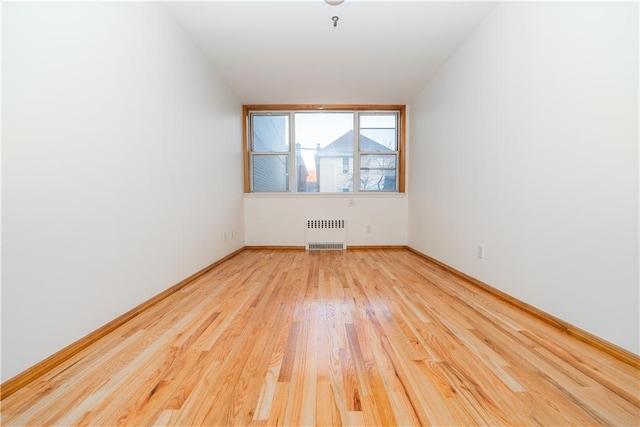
left=243, top=104, right=406, bottom=194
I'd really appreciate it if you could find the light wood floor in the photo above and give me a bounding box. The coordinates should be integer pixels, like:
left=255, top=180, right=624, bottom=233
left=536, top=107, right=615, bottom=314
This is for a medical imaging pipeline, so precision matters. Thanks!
left=2, top=249, right=639, bottom=426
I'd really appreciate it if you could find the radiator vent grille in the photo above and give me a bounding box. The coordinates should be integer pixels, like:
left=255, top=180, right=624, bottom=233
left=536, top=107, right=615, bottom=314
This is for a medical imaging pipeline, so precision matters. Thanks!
left=307, top=242, right=346, bottom=251
left=305, top=219, right=347, bottom=251
left=306, top=219, right=345, bottom=229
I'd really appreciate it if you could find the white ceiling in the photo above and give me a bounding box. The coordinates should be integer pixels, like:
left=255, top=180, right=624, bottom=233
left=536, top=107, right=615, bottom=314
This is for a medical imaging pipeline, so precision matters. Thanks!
left=166, top=1, right=498, bottom=105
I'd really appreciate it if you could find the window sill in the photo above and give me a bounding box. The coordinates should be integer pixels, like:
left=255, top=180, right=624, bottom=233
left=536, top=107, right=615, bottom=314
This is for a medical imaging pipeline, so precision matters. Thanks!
left=244, top=192, right=407, bottom=199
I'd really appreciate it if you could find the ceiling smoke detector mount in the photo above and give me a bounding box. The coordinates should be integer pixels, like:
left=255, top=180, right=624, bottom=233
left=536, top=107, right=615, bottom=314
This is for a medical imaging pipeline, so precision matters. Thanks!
left=325, top=0, right=345, bottom=6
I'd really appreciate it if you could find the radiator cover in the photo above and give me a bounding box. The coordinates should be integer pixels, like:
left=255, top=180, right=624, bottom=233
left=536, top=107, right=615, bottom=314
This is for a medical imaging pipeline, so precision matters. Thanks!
left=305, top=219, right=347, bottom=250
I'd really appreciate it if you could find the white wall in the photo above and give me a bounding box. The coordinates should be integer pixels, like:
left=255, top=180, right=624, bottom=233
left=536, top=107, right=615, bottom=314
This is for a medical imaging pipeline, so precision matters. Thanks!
left=2, top=2, right=244, bottom=381
left=245, top=195, right=407, bottom=247
left=408, top=2, right=639, bottom=354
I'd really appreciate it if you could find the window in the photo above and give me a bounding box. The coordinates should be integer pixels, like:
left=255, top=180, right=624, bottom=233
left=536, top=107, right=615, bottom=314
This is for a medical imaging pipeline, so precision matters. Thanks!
left=342, top=157, right=350, bottom=174
left=244, top=105, right=405, bottom=193
left=250, top=114, right=289, bottom=192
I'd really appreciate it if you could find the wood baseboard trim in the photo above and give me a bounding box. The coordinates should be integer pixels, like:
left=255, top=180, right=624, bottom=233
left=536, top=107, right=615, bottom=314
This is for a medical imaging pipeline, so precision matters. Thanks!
left=245, top=246, right=305, bottom=250
left=0, top=246, right=247, bottom=400
left=347, top=245, right=407, bottom=250
left=406, top=246, right=640, bottom=370
left=244, top=245, right=406, bottom=251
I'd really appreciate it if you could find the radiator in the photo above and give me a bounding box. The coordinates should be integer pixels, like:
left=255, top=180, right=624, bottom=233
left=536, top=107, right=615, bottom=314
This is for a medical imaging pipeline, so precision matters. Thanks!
left=305, top=219, right=347, bottom=250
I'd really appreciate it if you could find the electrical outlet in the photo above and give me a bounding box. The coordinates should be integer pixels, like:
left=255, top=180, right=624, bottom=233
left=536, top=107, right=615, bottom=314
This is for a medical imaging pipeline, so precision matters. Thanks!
left=477, top=245, right=484, bottom=259
left=366, top=225, right=371, bottom=234
left=223, top=232, right=227, bottom=242
left=348, top=199, right=355, bottom=207
left=230, top=230, right=234, bottom=240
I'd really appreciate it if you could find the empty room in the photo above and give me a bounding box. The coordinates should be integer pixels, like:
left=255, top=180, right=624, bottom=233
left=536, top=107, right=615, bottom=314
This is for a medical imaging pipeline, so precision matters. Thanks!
left=2, top=0, right=638, bottom=426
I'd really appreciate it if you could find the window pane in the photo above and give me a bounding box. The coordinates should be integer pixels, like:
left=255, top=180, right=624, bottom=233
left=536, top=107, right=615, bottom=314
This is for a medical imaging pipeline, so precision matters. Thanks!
left=360, top=129, right=397, bottom=151
left=294, top=112, right=354, bottom=193
left=360, top=154, right=397, bottom=191
left=251, top=115, right=289, bottom=152
left=252, top=155, right=289, bottom=192
left=360, top=114, right=397, bottom=151
left=360, top=115, right=396, bottom=128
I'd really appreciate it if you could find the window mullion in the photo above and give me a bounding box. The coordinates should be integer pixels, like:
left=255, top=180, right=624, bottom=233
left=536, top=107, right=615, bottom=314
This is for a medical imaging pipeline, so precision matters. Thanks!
left=353, top=112, right=360, bottom=193
left=248, top=113, right=255, bottom=192
left=289, top=111, right=296, bottom=192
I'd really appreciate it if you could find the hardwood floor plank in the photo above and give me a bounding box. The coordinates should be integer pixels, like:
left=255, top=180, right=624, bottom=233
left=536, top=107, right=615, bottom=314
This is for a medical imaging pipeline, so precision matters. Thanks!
left=2, top=249, right=638, bottom=426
